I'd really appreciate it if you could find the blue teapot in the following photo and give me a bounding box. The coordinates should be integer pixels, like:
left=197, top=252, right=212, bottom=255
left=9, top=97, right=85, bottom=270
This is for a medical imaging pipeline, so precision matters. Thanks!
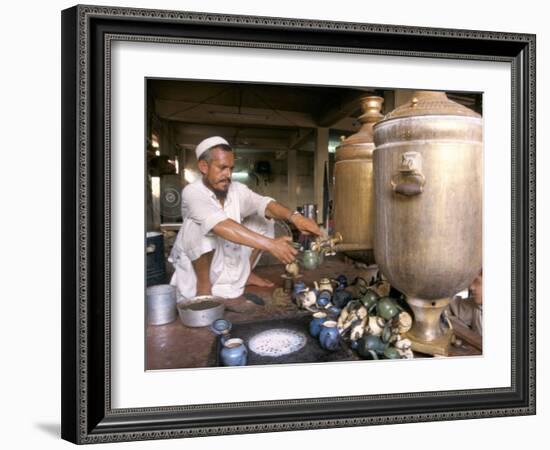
left=309, top=312, right=328, bottom=338
left=319, top=320, right=340, bottom=351
left=220, top=338, right=248, bottom=366
left=316, top=289, right=332, bottom=308
left=332, top=289, right=353, bottom=309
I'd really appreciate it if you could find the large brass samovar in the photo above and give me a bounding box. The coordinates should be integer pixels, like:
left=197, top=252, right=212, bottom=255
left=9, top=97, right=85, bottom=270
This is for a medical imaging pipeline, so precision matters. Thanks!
left=334, top=96, right=384, bottom=264
left=373, top=91, right=482, bottom=356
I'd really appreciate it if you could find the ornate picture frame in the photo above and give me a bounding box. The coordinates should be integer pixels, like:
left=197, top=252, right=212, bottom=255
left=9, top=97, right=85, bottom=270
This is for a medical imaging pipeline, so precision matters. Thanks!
left=61, top=4, right=535, bottom=444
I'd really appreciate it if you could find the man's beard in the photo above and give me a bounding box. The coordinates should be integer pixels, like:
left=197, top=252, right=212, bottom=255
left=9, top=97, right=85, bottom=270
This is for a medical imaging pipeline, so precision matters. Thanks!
left=203, top=177, right=230, bottom=199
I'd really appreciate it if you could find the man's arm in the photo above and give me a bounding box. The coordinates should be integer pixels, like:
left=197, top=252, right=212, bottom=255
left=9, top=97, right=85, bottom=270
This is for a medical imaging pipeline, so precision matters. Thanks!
left=212, top=218, right=297, bottom=264
left=235, top=182, right=321, bottom=236
left=264, top=201, right=322, bottom=236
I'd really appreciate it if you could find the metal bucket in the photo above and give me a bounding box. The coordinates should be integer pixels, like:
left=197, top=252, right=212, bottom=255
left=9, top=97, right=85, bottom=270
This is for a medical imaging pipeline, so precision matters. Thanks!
left=146, top=284, right=177, bottom=326
left=146, top=231, right=166, bottom=286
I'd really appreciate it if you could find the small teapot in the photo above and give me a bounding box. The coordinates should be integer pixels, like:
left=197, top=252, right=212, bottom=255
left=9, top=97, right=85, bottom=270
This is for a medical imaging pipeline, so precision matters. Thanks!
left=383, top=345, right=403, bottom=360
left=356, top=335, right=385, bottom=359
left=309, top=311, right=328, bottom=338
left=376, top=297, right=401, bottom=320
left=285, top=260, right=301, bottom=278
left=392, top=311, right=413, bottom=335
left=367, top=315, right=386, bottom=336
left=360, top=289, right=380, bottom=312
left=316, top=290, right=332, bottom=308
left=292, top=280, right=307, bottom=300
left=335, top=274, right=348, bottom=289
left=302, top=250, right=320, bottom=271
left=319, top=320, right=340, bottom=351
left=220, top=338, right=248, bottom=366
left=296, top=289, right=317, bottom=310
left=315, top=277, right=335, bottom=293
left=332, top=289, right=353, bottom=309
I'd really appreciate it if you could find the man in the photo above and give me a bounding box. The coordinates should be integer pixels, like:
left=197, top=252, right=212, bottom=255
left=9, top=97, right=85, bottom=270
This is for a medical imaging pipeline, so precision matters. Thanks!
left=169, top=136, right=321, bottom=301
left=448, top=270, right=482, bottom=335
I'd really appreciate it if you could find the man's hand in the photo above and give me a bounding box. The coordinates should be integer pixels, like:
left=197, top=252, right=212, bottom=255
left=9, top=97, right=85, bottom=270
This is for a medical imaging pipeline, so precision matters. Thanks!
left=266, top=236, right=298, bottom=265
left=265, top=201, right=322, bottom=237
left=291, top=214, right=322, bottom=236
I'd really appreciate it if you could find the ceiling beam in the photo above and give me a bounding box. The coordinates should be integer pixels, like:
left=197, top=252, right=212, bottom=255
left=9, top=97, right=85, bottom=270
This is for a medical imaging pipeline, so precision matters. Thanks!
left=155, top=99, right=318, bottom=129
left=288, top=129, right=314, bottom=150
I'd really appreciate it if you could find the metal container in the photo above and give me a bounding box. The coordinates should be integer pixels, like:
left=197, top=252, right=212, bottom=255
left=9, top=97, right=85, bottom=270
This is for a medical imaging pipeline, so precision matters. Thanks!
left=146, top=284, right=177, bottom=326
left=373, top=90, right=482, bottom=355
left=334, top=96, right=384, bottom=264
left=177, top=295, right=225, bottom=327
left=146, top=231, right=166, bottom=286
left=302, top=203, right=318, bottom=222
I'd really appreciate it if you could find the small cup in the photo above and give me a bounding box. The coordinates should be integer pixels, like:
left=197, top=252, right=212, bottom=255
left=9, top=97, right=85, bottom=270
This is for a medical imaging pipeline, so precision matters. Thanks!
left=309, top=312, right=328, bottom=338
left=319, top=320, right=340, bottom=351
left=220, top=338, right=248, bottom=366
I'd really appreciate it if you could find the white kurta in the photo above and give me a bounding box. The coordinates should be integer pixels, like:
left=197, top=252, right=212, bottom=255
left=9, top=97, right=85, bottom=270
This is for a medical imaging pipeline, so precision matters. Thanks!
left=169, top=179, right=275, bottom=301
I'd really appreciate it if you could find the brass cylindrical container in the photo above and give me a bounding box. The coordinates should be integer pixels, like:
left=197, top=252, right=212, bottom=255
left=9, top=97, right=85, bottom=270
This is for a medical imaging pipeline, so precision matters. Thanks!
left=333, top=96, right=384, bottom=263
left=373, top=91, right=482, bottom=355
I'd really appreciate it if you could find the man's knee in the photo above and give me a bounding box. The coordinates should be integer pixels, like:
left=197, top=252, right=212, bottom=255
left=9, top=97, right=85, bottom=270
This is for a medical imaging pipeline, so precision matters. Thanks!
left=182, top=226, right=218, bottom=262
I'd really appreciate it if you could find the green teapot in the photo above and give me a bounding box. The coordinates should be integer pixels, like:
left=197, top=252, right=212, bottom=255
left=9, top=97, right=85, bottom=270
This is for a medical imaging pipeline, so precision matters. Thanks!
left=376, top=296, right=400, bottom=320
left=356, top=335, right=385, bottom=359
left=383, top=345, right=402, bottom=360
left=360, top=289, right=380, bottom=312
left=302, top=250, right=320, bottom=271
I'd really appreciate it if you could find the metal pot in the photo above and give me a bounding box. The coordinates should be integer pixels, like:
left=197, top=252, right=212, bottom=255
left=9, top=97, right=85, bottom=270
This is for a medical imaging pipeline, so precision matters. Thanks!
left=177, top=295, right=225, bottom=327
left=333, top=96, right=384, bottom=264
left=146, top=284, right=177, bottom=325
left=373, top=90, right=482, bottom=355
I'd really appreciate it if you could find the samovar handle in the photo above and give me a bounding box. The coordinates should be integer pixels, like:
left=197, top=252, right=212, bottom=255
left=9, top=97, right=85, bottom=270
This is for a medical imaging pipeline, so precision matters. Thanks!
left=391, top=151, right=425, bottom=196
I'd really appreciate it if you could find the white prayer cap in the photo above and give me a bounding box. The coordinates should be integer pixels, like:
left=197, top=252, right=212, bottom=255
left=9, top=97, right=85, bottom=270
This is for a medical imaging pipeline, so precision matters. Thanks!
left=195, top=136, right=231, bottom=160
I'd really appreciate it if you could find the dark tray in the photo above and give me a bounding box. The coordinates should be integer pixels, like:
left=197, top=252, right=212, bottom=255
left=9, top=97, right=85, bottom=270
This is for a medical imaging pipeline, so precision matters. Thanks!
left=212, top=315, right=358, bottom=366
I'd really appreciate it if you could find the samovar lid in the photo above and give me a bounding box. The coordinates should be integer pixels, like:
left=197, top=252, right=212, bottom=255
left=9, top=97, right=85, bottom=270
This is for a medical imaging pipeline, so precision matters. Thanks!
left=381, top=91, right=480, bottom=121
left=335, top=96, right=383, bottom=159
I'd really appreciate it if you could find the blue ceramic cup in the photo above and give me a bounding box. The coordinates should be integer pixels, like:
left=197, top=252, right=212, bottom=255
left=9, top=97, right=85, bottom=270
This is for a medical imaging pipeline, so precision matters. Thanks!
left=309, top=312, right=328, bottom=338
left=319, top=320, right=340, bottom=351
left=221, top=338, right=248, bottom=366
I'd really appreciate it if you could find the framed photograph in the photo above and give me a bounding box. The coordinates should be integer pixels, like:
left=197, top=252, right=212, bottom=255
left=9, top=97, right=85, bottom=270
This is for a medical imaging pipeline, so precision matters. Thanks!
left=61, top=4, right=535, bottom=444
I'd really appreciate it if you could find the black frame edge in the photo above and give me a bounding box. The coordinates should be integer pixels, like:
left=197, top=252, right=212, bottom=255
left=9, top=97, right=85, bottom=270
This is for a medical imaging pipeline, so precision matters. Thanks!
left=61, top=5, right=79, bottom=445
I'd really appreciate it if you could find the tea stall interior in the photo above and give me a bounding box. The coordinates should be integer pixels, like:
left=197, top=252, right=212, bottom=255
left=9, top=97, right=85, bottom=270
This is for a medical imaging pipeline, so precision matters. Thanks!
left=146, top=79, right=483, bottom=370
